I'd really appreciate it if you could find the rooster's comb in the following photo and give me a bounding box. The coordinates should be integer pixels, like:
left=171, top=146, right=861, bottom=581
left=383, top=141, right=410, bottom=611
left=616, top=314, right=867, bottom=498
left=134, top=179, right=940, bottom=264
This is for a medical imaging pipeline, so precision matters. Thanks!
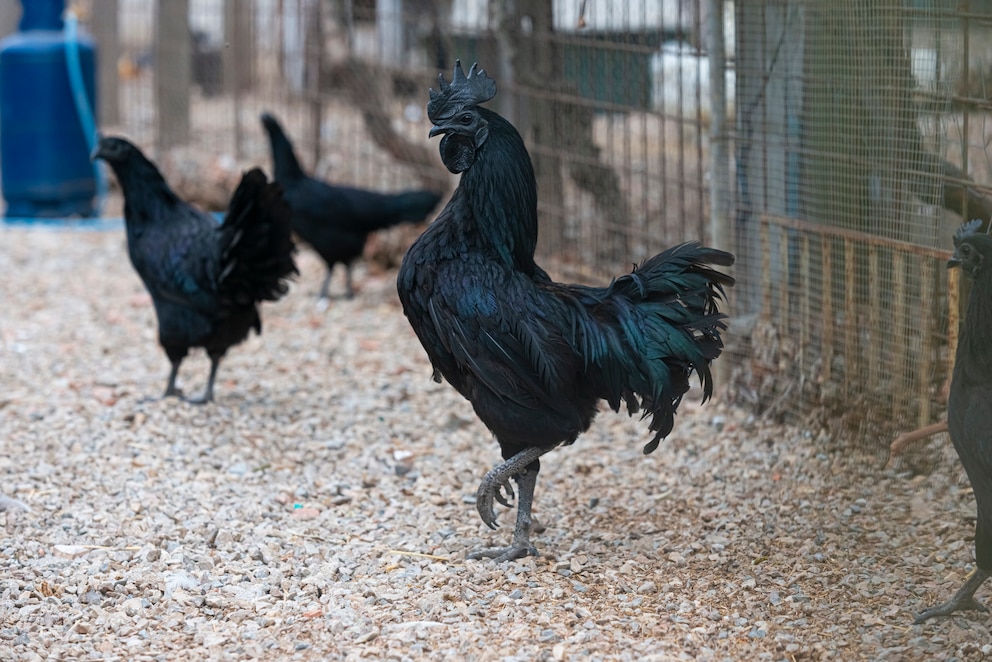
left=427, top=60, right=497, bottom=122
left=954, top=219, right=985, bottom=244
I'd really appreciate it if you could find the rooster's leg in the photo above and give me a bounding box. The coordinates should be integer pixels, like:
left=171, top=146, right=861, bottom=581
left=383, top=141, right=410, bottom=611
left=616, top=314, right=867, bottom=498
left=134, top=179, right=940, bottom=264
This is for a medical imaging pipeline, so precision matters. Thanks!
left=318, top=268, right=333, bottom=304
left=163, top=363, right=180, bottom=397
left=468, top=446, right=547, bottom=562
left=162, top=347, right=186, bottom=398
left=915, top=568, right=990, bottom=623
left=187, top=356, right=221, bottom=404
left=344, top=264, right=355, bottom=300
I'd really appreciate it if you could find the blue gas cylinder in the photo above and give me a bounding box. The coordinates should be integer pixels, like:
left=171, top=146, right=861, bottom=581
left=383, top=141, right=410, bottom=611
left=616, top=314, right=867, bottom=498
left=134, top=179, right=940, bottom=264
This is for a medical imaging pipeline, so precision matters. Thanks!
left=0, top=0, right=97, bottom=218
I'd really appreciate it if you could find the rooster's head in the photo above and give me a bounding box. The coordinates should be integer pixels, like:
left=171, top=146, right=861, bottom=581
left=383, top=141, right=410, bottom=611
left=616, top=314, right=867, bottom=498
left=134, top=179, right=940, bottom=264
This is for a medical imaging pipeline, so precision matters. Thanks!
left=427, top=60, right=497, bottom=174
left=950, top=219, right=992, bottom=278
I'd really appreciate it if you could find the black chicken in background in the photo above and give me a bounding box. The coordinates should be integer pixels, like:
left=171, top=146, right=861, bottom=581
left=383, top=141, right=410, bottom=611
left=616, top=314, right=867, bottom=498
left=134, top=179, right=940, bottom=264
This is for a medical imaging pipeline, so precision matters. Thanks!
left=92, top=137, right=297, bottom=403
left=397, top=62, right=735, bottom=561
left=191, top=29, right=222, bottom=97
left=915, top=219, right=992, bottom=623
left=260, top=112, right=442, bottom=303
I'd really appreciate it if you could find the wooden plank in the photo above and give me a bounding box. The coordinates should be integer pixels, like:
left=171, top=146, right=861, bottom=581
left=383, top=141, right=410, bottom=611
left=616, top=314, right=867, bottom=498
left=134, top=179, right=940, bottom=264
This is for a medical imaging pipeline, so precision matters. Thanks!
left=918, top=258, right=934, bottom=426
left=224, top=0, right=253, bottom=93
left=948, top=266, right=960, bottom=382
left=155, top=0, right=191, bottom=150
left=761, top=219, right=772, bottom=320
left=91, top=0, right=119, bottom=126
left=801, top=235, right=810, bottom=374
left=868, top=245, right=880, bottom=385
left=225, top=0, right=253, bottom=158
left=822, top=237, right=834, bottom=383
left=844, top=238, right=856, bottom=397
left=779, top=228, right=790, bottom=333
left=761, top=213, right=952, bottom=260
left=892, top=252, right=907, bottom=419
left=305, top=0, right=323, bottom=170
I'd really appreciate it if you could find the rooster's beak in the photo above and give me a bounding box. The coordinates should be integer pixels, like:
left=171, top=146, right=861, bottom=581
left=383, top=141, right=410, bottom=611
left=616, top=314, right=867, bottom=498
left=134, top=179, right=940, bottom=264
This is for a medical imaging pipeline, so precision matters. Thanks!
left=429, top=125, right=446, bottom=138
left=948, top=252, right=962, bottom=269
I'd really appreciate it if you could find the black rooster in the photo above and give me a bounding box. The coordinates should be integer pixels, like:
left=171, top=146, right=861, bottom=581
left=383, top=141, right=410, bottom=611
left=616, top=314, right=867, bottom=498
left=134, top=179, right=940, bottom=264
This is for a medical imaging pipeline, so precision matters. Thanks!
left=916, top=219, right=992, bottom=622
left=397, top=62, right=735, bottom=561
left=260, top=112, right=442, bottom=302
left=92, top=137, right=297, bottom=403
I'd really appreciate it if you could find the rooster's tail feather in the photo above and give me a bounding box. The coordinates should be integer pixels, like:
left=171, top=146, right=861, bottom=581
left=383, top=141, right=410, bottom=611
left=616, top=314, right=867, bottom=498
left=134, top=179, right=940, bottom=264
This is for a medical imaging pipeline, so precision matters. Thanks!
left=217, top=168, right=298, bottom=306
left=570, top=242, right=734, bottom=453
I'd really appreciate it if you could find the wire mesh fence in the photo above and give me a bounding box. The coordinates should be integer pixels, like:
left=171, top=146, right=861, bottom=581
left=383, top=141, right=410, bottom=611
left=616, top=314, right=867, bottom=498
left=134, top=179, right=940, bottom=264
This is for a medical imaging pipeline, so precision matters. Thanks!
left=76, top=0, right=719, bottom=271
left=731, top=0, right=992, bottom=448
left=43, top=0, right=992, bottom=446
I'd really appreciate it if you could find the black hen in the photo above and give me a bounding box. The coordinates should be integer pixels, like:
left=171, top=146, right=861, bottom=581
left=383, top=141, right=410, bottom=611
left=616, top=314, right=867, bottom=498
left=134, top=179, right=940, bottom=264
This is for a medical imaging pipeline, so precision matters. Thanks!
left=397, top=62, right=735, bottom=561
left=92, top=137, right=297, bottom=403
left=916, top=219, right=992, bottom=622
left=260, top=112, right=442, bottom=301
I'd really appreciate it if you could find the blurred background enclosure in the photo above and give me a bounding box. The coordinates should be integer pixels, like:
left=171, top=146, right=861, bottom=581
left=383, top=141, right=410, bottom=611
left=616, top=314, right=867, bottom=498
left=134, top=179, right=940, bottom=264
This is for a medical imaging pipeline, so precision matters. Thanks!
left=3, top=0, right=992, bottom=445
left=29, top=0, right=726, bottom=258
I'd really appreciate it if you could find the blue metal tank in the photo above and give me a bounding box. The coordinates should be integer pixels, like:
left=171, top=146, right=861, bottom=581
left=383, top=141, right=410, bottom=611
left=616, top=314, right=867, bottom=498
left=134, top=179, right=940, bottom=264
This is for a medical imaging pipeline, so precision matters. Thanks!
left=0, top=0, right=97, bottom=218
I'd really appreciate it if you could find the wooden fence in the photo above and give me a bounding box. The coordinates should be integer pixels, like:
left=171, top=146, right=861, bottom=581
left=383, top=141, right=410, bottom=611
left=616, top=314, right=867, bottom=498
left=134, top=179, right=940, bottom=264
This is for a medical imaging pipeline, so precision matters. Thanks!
left=755, top=214, right=958, bottom=435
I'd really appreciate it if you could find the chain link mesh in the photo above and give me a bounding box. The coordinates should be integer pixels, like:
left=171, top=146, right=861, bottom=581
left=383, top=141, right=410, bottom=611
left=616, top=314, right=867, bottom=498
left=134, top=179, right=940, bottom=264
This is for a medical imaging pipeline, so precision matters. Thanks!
left=82, top=0, right=991, bottom=447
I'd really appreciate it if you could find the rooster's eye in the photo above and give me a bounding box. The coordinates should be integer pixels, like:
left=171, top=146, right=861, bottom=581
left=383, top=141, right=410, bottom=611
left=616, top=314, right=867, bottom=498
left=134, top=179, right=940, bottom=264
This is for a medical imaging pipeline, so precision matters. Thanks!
left=459, top=113, right=472, bottom=124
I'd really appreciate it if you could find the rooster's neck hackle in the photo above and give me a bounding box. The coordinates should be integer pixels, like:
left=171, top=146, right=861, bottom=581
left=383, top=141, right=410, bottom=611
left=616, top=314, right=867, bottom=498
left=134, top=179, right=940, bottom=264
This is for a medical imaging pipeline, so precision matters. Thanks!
left=459, top=108, right=539, bottom=272
left=112, top=155, right=181, bottom=226
left=958, top=267, right=992, bottom=381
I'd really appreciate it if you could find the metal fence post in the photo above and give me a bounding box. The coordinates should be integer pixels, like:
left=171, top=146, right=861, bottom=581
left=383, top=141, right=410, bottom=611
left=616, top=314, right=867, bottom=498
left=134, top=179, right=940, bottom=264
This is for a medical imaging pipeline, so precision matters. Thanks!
left=156, top=0, right=191, bottom=152
left=224, top=0, right=252, bottom=158
left=707, top=0, right=731, bottom=391
left=92, top=0, right=119, bottom=127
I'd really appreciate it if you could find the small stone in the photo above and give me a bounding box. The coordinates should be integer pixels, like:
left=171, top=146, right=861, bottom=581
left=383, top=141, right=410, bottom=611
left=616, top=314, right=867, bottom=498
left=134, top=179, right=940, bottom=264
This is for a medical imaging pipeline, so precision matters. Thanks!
left=204, top=594, right=225, bottom=609
left=53, top=545, right=90, bottom=559
left=213, top=530, right=235, bottom=547
left=122, top=597, right=145, bottom=616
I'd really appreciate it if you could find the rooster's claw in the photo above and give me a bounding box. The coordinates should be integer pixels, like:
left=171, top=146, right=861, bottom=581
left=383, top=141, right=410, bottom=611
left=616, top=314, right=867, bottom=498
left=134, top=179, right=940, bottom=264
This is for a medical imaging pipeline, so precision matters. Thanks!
left=475, top=470, right=517, bottom=529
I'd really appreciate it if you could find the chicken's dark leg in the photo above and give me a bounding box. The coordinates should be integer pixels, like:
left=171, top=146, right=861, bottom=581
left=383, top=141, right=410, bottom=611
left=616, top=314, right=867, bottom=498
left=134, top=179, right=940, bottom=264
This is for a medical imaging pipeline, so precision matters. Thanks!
left=344, top=264, right=355, bottom=300
left=162, top=347, right=187, bottom=399
left=163, top=362, right=182, bottom=398
left=468, top=446, right=549, bottom=562
left=317, top=268, right=334, bottom=306
left=915, top=568, right=990, bottom=623
left=187, top=355, right=222, bottom=404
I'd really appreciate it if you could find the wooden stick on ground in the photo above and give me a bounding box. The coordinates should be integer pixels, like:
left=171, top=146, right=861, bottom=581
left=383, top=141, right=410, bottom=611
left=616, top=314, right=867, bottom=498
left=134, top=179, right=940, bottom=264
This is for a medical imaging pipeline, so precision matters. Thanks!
left=888, top=420, right=948, bottom=465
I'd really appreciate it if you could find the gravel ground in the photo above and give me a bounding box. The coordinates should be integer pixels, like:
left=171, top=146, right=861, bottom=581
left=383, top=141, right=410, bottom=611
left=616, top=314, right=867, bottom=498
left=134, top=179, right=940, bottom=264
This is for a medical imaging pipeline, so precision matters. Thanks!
left=2, top=225, right=992, bottom=661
